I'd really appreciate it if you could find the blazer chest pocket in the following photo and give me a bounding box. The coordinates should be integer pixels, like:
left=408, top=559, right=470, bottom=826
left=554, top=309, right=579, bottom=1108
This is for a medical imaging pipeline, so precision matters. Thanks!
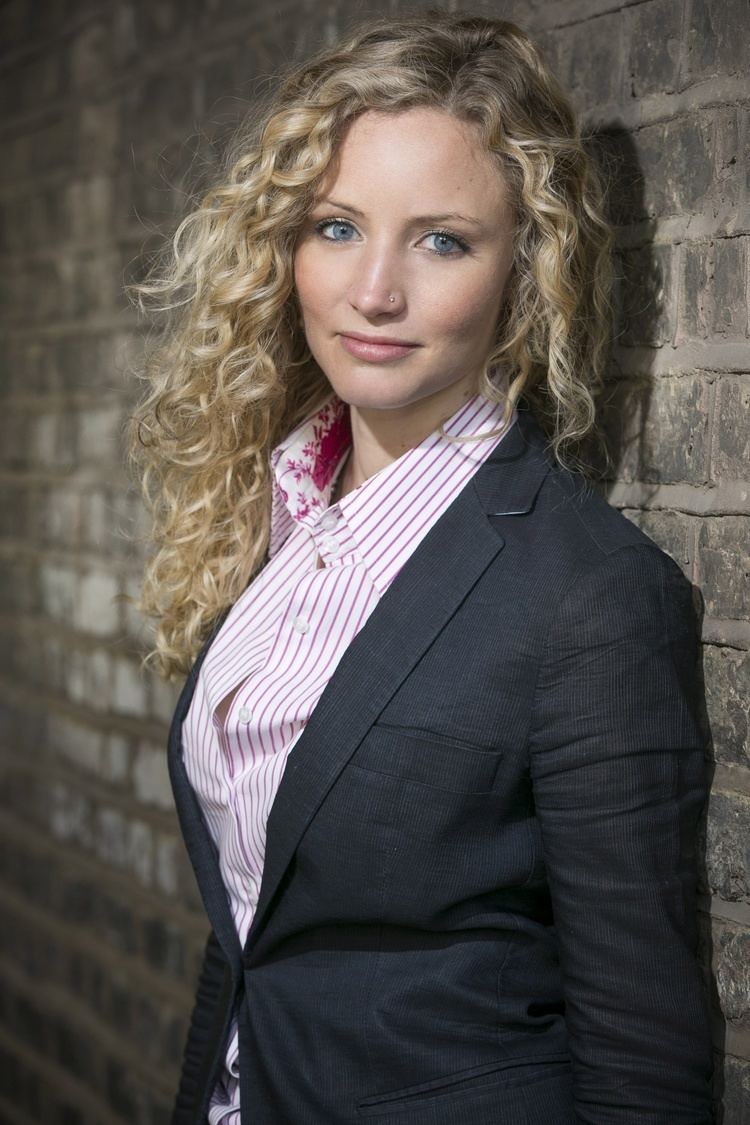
left=350, top=722, right=503, bottom=795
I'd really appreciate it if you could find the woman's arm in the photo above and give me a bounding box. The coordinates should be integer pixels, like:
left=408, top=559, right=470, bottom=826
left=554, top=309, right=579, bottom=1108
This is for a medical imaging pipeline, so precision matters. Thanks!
left=172, top=928, right=236, bottom=1124
left=529, top=543, right=714, bottom=1124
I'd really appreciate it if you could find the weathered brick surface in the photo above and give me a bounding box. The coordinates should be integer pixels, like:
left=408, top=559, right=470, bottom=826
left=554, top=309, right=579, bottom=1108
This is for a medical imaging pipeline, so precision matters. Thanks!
left=714, top=377, right=750, bottom=479
left=686, top=0, right=749, bottom=81
left=0, top=1, right=747, bottom=1121
left=714, top=923, right=750, bottom=1026
left=703, top=790, right=750, bottom=904
left=721, top=1054, right=750, bottom=1125
left=682, top=240, right=750, bottom=342
left=600, top=373, right=712, bottom=484
left=620, top=241, right=676, bottom=347
left=626, top=0, right=683, bottom=97
left=698, top=518, right=750, bottom=622
left=703, top=647, right=750, bottom=769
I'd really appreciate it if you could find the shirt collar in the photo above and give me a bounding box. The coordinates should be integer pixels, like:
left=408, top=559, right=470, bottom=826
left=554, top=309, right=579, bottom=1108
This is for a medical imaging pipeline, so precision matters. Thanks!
left=268, top=388, right=513, bottom=561
left=270, top=394, right=351, bottom=535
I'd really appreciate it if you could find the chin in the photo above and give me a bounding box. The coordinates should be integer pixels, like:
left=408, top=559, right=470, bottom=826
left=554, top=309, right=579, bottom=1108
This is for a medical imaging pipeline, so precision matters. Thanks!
left=331, top=391, right=410, bottom=413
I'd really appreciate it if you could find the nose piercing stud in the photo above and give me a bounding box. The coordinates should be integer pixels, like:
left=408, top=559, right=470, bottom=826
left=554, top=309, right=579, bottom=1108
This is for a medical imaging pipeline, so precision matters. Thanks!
left=388, top=295, right=395, bottom=303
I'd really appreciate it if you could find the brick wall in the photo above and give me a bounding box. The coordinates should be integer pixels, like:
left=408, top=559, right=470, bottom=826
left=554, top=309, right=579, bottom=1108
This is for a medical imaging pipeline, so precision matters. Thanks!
left=0, top=1, right=746, bottom=1121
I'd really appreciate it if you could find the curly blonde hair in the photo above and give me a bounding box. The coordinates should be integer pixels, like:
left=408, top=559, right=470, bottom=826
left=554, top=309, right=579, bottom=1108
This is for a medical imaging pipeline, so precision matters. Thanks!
left=127, top=8, right=615, bottom=680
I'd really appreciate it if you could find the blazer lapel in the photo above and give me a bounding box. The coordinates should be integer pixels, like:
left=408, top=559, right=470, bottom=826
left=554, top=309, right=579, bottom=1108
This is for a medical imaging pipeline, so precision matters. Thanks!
left=243, top=407, right=551, bottom=963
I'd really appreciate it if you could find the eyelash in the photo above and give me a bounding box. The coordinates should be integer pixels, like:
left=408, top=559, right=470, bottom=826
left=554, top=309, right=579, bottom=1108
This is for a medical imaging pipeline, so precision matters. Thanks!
left=313, top=217, right=470, bottom=256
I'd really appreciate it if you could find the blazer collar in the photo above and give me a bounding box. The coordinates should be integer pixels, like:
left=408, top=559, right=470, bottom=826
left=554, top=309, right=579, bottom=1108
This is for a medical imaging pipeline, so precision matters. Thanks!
left=472, top=405, right=552, bottom=516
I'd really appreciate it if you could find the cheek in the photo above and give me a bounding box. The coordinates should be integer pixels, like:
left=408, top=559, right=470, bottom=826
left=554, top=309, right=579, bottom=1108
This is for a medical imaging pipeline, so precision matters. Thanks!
left=293, top=247, right=332, bottom=321
left=426, top=281, right=503, bottom=347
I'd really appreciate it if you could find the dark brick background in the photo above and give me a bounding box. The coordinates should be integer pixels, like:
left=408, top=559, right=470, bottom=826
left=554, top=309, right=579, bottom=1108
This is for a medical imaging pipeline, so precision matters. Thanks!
left=0, top=1, right=747, bottom=1121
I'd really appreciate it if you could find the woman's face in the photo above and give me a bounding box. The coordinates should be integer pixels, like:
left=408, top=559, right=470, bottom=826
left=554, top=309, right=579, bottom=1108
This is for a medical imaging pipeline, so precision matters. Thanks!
left=293, top=107, right=516, bottom=419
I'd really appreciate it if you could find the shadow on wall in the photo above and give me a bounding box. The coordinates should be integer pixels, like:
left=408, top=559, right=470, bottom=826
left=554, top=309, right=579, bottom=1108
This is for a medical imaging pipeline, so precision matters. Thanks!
left=587, top=122, right=722, bottom=1115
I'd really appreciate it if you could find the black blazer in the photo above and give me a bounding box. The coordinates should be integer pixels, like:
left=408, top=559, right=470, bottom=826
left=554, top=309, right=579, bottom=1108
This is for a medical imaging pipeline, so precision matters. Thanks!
left=167, top=409, right=713, bottom=1124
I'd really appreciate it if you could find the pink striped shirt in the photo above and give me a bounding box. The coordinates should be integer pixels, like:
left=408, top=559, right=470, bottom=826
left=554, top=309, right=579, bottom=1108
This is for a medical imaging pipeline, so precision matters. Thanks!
left=181, top=388, right=515, bottom=1121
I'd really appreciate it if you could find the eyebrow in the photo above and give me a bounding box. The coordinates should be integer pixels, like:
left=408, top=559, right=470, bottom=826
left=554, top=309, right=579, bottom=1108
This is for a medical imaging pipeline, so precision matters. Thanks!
left=314, top=197, right=485, bottom=229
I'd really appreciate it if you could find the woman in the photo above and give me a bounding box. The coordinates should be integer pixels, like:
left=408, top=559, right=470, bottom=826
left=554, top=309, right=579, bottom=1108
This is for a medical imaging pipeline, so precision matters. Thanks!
left=129, top=10, right=714, bottom=1124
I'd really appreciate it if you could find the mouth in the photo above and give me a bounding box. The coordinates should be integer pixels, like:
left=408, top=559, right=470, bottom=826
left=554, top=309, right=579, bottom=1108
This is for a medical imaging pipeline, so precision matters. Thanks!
left=338, top=332, right=420, bottom=362
left=342, top=332, right=420, bottom=346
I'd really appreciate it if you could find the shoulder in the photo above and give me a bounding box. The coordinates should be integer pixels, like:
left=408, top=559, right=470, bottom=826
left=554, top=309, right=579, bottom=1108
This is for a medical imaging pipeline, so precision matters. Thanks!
left=487, top=447, right=696, bottom=646
left=537, top=461, right=656, bottom=559
left=532, top=465, right=696, bottom=646
left=485, top=409, right=678, bottom=582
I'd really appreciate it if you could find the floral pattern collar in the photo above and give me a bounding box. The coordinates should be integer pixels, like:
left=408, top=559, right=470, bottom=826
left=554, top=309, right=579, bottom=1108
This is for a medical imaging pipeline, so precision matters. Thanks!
left=270, top=393, right=352, bottom=534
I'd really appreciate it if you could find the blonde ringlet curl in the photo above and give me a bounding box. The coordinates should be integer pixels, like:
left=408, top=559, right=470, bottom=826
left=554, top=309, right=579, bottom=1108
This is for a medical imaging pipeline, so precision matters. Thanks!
left=127, top=8, right=615, bottom=680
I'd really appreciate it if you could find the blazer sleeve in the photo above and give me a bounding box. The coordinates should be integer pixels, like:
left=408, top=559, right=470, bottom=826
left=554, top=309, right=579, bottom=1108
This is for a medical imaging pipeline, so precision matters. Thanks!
left=171, top=928, right=235, bottom=1125
left=528, top=542, right=714, bottom=1124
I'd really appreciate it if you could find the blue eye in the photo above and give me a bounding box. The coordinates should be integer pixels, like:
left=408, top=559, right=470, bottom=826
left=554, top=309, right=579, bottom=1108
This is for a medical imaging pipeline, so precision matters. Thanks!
left=315, top=219, right=357, bottom=242
left=423, top=230, right=469, bottom=256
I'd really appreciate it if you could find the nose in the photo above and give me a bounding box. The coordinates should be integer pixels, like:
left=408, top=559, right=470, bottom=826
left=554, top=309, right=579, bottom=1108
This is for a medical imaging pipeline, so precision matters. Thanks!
left=347, top=246, right=404, bottom=317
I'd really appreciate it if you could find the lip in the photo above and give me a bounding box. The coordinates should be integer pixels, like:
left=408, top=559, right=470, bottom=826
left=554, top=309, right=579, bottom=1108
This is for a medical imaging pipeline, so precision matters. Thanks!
left=339, top=332, right=420, bottom=362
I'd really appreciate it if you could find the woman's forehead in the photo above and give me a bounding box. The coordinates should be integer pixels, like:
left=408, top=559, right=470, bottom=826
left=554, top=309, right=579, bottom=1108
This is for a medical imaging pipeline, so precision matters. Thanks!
left=315, top=108, right=510, bottom=215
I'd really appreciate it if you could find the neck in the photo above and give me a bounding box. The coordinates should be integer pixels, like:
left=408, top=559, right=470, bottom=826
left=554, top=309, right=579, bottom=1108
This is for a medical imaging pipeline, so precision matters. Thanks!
left=331, top=450, right=352, bottom=502
left=337, top=381, right=484, bottom=494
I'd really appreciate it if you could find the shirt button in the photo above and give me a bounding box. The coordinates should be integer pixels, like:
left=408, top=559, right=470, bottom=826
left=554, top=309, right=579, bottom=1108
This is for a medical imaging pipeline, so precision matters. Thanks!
left=320, top=511, right=338, bottom=530
left=238, top=706, right=252, bottom=723
left=292, top=616, right=309, bottom=634
left=323, top=536, right=339, bottom=555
